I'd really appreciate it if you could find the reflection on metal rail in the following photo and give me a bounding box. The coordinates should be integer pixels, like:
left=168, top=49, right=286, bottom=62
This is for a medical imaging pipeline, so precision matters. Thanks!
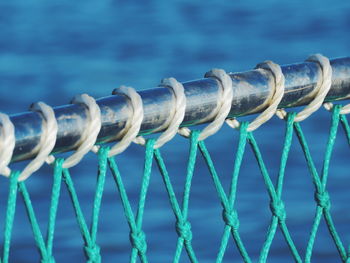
left=6, top=57, right=350, bottom=163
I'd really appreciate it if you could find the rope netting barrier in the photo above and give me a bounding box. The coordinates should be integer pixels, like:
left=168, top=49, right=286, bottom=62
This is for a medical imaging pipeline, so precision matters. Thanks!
left=1, top=54, right=350, bottom=262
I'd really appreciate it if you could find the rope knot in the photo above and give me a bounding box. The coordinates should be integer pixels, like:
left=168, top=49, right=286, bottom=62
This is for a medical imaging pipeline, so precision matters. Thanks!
left=176, top=220, right=193, bottom=243
left=84, top=244, right=101, bottom=263
left=41, top=255, right=55, bottom=263
left=270, top=199, right=286, bottom=221
left=222, top=208, right=240, bottom=230
left=130, top=230, right=147, bottom=254
left=314, top=191, right=331, bottom=209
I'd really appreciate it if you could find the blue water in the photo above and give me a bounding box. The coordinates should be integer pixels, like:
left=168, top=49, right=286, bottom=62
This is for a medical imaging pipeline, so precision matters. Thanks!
left=0, top=1, right=350, bottom=262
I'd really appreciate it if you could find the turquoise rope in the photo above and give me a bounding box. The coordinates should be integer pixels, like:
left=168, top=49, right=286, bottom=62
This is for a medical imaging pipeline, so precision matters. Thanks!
left=294, top=106, right=346, bottom=262
left=62, top=152, right=107, bottom=263
left=63, top=169, right=101, bottom=262
left=108, top=139, right=155, bottom=263
left=154, top=131, right=200, bottom=263
left=248, top=119, right=301, bottom=262
left=1, top=162, right=63, bottom=263
left=339, top=113, right=350, bottom=262
left=46, top=159, right=64, bottom=258
left=198, top=124, right=251, bottom=263
left=173, top=131, right=199, bottom=262
left=19, top=159, right=64, bottom=263
left=19, top=183, right=52, bottom=263
left=1, top=171, right=20, bottom=263
left=90, top=147, right=109, bottom=250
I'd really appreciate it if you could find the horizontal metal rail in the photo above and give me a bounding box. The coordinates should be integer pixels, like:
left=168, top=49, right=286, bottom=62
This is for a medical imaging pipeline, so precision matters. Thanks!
left=5, top=56, right=350, bottom=163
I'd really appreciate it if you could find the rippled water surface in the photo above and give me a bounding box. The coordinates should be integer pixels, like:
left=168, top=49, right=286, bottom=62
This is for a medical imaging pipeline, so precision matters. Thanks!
left=0, top=1, right=350, bottom=262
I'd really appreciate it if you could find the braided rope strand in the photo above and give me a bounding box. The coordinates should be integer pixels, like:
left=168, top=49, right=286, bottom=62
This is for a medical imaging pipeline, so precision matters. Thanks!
left=62, top=94, right=102, bottom=168
left=19, top=102, right=58, bottom=181
left=277, top=54, right=332, bottom=122
left=108, top=86, right=144, bottom=156
left=226, top=60, right=285, bottom=131
left=179, top=68, right=233, bottom=141
left=153, top=78, right=186, bottom=149
left=133, top=77, right=187, bottom=148
left=0, top=113, right=15, bottom=177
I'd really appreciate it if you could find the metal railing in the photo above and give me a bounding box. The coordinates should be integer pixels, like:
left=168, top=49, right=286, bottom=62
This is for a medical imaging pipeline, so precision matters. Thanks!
left=6, top=56, right=350, bottom=162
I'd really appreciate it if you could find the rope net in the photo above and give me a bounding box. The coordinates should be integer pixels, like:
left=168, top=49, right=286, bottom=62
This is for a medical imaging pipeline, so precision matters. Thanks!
left=1, top=104, right=350, bottom=262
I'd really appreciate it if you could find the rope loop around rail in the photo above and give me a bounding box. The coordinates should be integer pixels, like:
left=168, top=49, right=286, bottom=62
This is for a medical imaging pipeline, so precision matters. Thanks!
left=108, top=86, right=144, bottom=156
left=154, top=78, right=186, bottom=149
left=130, top=77, right=187, bottom=148
left=18, top=102, right=58, bottom=181
left=226, top=60, right=285, bottom=131
left=276, top=54, right=332, bottom=122
left=152, top=77, right=187, bottom=148
left=179, top=68, right=233, bottom=141
left=61, top=94, right=102, bottom=169
left=0, top=112, right=15, bottom=177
